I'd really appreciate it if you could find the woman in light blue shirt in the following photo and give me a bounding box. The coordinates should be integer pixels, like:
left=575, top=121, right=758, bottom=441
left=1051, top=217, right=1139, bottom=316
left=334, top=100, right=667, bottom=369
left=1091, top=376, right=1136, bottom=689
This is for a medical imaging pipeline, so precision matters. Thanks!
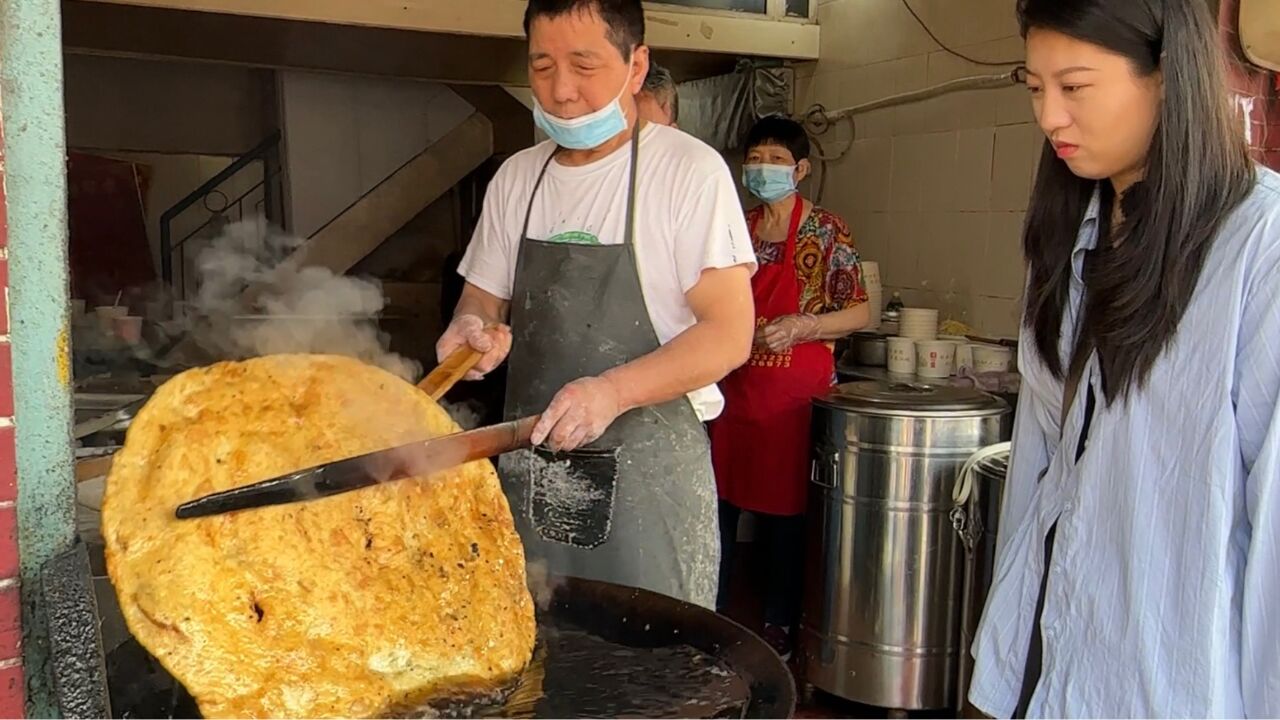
left=969, top=0, right=1280, bottom=717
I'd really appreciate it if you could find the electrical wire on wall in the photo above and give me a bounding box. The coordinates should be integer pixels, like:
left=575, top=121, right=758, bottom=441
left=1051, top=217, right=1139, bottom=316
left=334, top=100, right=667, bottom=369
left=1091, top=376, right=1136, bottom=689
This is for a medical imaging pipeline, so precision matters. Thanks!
left=797, top=1, right=1028, bottom=203
left=804, top=104, right=856, bottom=205
left=900, top=0, right=1024, bottom=67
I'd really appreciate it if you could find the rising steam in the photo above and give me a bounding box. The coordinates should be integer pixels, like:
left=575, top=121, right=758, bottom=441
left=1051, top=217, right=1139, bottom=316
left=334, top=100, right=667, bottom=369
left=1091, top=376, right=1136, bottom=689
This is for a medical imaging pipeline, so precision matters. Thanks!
left=185, top=218, right=421, bottom=382
left=524, top=558, right=565, bottom=611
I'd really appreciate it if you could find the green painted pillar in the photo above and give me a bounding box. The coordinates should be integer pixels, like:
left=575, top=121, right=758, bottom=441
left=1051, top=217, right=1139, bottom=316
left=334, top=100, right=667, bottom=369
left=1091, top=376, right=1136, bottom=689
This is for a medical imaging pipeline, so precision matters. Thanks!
left=0, top=0, right=75, bottom=715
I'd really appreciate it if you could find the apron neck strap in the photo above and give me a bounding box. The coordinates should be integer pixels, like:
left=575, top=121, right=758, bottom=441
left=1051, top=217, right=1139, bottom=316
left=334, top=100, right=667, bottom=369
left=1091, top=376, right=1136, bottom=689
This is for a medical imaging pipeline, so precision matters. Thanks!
left=622, top=120, right=642, bottom=247
left=518, top=121, right=644, bottom=245
left=520, top=150, right=558, bottom=242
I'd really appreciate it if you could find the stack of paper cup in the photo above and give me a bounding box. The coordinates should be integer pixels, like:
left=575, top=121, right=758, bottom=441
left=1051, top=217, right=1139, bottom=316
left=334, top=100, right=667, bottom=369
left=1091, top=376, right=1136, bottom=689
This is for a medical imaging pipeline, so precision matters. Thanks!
left=899, top=307, right=939, bottom=340
left=955, top=342, right=976, bottom=375
left=886, top=336, right=917, bottom=374
left=972, top=344, right=1014, bottom=373
left=861, top=261, right=882, bottom=331
left=916, top=340, right=957, bottom=378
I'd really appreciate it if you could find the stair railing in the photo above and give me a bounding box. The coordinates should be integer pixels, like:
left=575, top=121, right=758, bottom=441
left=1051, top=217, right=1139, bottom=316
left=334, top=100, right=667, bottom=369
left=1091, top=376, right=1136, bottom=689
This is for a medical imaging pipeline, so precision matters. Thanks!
left=159, top=130, right=283, bottom=299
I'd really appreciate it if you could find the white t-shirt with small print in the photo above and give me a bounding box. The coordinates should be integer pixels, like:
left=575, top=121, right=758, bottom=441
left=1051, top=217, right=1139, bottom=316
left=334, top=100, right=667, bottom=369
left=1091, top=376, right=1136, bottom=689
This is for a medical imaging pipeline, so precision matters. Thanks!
left=458, top=123, right=757, bottom=421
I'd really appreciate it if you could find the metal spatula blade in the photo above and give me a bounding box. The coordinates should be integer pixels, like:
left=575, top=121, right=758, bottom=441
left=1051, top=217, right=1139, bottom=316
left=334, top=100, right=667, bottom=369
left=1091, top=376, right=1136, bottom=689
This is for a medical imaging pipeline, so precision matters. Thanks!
left=174, top=416, right=538, bottom=519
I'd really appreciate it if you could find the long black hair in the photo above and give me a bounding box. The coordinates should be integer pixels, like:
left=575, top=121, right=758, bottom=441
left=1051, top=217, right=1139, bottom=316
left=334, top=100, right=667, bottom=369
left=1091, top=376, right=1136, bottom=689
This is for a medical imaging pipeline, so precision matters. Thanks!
left=1019, top=0, right=1253, bottom=401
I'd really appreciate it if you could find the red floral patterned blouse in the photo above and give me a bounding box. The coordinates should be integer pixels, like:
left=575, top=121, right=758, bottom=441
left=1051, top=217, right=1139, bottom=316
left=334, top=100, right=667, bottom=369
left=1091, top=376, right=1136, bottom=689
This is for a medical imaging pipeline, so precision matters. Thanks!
left=745, top=204, right=868, bottom=314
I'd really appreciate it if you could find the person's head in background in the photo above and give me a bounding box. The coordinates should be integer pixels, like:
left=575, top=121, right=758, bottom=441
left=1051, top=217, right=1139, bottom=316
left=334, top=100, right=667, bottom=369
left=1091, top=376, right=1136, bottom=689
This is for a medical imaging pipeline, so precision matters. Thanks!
left=741, top=115, right=812, bottom=205
left=637, top=62, right=679, bottom=127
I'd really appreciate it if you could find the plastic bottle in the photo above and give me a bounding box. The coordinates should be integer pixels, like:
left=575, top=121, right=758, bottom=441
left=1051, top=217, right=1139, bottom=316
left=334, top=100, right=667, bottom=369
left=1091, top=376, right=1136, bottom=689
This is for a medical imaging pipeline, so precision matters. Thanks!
left=885, top=291, right=904, bottom=312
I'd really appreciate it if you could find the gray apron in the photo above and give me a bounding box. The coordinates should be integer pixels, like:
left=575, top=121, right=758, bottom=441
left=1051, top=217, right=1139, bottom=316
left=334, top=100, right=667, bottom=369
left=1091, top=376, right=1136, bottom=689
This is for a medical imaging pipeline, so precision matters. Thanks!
left=499, top=123, right=719, bottom=609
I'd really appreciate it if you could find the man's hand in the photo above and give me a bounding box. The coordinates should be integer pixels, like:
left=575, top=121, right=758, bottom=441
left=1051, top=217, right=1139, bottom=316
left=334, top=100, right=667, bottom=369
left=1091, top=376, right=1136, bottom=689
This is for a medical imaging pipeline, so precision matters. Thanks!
left=759, top=313, right=822, bottom=353
left=435, top=314, right=513, bottom=380
left=530, top=376, right=624, bottom=453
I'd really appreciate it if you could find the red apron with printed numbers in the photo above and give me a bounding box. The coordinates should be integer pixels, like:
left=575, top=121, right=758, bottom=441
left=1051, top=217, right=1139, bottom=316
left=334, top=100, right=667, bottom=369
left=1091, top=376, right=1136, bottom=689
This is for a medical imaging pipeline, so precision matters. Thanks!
left=710, top=198, right=835, bottom=516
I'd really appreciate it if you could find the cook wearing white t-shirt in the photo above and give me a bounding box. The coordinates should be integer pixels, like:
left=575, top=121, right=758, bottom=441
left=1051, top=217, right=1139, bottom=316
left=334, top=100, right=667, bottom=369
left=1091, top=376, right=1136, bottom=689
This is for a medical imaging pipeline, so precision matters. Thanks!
left=458, top=122, right=754, bottom=421
left=436, top=0, right=755, bottom=608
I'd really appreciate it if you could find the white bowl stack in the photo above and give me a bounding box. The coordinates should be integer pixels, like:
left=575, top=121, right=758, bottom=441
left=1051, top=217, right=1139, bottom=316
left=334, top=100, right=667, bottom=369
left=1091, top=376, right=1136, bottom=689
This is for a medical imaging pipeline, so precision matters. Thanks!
left=861, top=261, right=882, bottom=331
left=899, top=307, right=939, bottom=341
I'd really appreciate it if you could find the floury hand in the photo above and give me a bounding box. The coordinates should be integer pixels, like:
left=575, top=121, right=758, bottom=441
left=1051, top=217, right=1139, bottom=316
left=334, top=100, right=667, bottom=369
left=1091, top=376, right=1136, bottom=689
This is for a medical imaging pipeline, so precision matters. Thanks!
left=530, top=376, right=624, bottom=453
left=435, top=314, right=512, bottom=380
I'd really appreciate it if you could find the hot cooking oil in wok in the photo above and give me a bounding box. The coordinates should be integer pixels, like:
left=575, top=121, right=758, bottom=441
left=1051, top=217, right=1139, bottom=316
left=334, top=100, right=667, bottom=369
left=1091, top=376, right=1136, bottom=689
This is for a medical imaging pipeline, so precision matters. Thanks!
left=111, top=623, right=752, bottom=719
left=407, top=625, right=751, bottom=719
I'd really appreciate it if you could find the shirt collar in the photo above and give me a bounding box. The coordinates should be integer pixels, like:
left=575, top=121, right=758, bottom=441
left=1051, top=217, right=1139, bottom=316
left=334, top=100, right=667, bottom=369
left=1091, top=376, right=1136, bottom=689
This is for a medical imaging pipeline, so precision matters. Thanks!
left=1072, top=186, right=1103, bottom=282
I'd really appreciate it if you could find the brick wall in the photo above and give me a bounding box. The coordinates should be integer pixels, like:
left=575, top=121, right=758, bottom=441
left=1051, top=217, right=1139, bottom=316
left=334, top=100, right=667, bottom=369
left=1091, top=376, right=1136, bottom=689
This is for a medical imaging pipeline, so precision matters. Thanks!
left=1221, top=0, right=1280, bottom=170
left=0, top=115, right=26, bottom=718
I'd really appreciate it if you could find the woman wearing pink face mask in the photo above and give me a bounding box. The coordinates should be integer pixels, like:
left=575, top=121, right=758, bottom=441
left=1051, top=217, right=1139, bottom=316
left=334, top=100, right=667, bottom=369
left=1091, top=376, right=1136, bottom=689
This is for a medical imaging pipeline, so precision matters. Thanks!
left=709, top=115, right=871, bottom=659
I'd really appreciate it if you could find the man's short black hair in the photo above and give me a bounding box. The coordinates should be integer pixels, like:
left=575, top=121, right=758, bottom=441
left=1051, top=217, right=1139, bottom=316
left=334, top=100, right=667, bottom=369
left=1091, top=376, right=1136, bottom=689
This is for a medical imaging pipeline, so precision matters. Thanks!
left=744, top=115, right=810, bottom=162
left=523, top=0, right=646, bottom=59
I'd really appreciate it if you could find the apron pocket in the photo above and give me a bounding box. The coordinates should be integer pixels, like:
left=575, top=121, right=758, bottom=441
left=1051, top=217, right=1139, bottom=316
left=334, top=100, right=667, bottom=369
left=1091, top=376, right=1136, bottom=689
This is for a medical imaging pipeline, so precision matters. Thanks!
left=528, top=446, right=618, bottom=549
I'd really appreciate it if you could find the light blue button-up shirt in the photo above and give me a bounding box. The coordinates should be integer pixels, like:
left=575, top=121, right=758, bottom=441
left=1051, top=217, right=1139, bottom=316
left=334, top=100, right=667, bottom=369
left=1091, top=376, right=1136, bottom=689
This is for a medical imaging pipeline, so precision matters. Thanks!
left=969, top=166, right=1280, bottom=718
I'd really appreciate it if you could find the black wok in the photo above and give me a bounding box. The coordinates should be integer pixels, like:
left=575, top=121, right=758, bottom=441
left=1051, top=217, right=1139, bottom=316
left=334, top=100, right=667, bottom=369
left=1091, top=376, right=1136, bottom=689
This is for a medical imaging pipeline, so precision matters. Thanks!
left=48, top=543, right=795, bottom=719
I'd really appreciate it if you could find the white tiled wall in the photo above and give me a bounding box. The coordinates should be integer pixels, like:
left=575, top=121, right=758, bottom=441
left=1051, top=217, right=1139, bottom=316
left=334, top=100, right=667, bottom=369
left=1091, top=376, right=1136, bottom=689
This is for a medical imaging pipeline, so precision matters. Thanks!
left=798, top=0, right=1042, bottom=338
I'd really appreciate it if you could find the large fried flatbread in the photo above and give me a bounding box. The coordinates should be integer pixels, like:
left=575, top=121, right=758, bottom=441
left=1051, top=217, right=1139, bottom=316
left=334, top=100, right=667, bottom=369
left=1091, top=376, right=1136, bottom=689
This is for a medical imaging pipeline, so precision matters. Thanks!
left=102, top=354, right=536, bottom=718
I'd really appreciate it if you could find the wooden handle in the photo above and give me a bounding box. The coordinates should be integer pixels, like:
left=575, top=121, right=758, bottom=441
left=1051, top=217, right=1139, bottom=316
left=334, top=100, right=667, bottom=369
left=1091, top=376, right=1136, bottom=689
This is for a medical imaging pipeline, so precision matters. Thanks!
left=418, top=327, right=503, bottom=400
left=459, top=415, right=540, bottom=461
left=417, top=345, right=484, bottom=401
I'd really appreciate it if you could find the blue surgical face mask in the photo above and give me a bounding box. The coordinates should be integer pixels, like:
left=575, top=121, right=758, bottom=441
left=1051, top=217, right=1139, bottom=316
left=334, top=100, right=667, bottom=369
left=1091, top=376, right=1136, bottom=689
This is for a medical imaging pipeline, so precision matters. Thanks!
left=533, top=68, right=632, bottom=150
left=742, top=164, right=798, bottom=203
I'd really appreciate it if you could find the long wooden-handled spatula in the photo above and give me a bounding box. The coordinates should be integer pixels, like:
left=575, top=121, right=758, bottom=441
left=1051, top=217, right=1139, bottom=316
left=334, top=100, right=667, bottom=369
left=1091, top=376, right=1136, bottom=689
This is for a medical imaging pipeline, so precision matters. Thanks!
left=417, top=345, right=483, bottom=399
left=416, top=327, right=501, bottom=400
left=174, top=414, right=539, bottom=519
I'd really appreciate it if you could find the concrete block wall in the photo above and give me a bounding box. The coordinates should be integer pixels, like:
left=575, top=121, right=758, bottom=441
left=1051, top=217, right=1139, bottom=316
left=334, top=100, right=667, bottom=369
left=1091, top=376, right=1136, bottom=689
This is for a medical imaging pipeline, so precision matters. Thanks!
left=797, top=0, right=1035, bottom=338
